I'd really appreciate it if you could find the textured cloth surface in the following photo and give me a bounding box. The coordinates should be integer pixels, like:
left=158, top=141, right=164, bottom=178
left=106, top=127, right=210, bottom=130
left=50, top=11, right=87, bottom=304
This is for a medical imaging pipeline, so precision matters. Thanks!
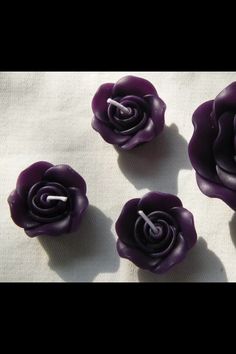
left=0, top=72, right=235, bottom=282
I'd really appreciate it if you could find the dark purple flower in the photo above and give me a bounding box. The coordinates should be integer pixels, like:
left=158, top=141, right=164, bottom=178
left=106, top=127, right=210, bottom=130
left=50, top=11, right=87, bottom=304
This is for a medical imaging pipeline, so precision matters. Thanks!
left=115, top=191, right=197, bottom=274
left=189, top=82, right=236, bottom=210
left=8, top=161, right=89, bottom=237
left=92, top=75, right=166, bottom=150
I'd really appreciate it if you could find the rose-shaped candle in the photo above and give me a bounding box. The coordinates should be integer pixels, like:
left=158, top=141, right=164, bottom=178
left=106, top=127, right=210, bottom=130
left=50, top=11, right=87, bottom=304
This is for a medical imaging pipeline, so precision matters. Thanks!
left=92, top=75, right=166, bottom=150
left=115, top=192, right=197, bottom=273
left=189, top=82, right=236, bottom=210
left=8, top=161, right=89, bottom=237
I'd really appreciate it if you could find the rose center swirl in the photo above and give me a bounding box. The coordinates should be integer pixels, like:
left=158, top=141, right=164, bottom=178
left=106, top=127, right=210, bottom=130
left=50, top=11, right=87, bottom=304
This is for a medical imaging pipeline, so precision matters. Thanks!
left=27, top=181, right=70, bottom=223
left=107, top=96, right=149, bottom=135
left=134, top=211, right=178, bottom=256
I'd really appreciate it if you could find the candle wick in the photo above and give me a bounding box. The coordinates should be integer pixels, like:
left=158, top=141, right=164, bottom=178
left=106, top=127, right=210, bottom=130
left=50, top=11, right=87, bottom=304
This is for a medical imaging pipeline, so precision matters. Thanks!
left=107, top=98, right=131, bottom=115
left=138, top=210, right=158, bottom=233
left=46, top=196, right=68, bottom=202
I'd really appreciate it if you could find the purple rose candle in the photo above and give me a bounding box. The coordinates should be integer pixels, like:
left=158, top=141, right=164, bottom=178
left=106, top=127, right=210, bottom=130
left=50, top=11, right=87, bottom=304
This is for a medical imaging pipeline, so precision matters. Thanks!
left=115, top=192, right=197, bottom=274
left=8, top=161, right=89, bottom=237
left=189, top=82, right=236, bottom=210
left=92, top=75, right=166, bottom=150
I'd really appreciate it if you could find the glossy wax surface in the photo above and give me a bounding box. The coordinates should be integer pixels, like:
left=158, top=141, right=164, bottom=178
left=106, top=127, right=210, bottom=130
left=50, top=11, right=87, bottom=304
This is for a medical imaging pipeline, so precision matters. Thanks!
left=92, top=75, right=166, bottom=150
left=8, top=161, right=89, bottom=237
left=116, top=192, right=197, bottom=274
left=189, top=82, right=236, bottom=210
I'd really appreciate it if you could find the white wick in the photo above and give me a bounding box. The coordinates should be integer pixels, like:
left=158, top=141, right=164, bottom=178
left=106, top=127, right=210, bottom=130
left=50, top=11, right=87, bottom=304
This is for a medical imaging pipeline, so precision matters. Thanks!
left=46, top=196, right=68, bottom=202
left=138, top=210, right=157, bottom=233
left=107, top=98, right=131, bottom=115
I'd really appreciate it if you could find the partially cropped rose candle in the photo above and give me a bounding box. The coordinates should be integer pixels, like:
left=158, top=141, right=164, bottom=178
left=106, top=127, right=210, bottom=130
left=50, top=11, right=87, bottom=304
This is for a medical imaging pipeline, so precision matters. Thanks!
left=8, top=161, right=89, bottom=237
left=115, top=192, right=197, bottom=274
left=189, top=82, right=236, bottom=210
left=92, top=75, right=166, bottom=150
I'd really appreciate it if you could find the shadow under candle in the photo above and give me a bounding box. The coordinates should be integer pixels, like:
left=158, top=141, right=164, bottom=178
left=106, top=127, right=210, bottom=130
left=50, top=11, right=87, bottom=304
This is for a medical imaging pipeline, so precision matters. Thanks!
left=38, top=205, right=120, bottom=282
left=116, top=124, right=191, bottom=195
left=137, top=237, right=228, bottom=282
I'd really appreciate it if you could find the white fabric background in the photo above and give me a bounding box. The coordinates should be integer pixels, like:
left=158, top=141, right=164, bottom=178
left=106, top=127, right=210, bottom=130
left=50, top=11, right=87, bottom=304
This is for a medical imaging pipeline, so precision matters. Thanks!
left=0, top=72, right=235, bottom=282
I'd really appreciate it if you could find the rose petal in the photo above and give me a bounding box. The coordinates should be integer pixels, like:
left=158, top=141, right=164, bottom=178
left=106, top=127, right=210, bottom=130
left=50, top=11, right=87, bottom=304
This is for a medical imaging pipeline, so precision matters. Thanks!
left=7, top=190, right=39, bottom=229
left=213, top=81, right=236, bottom=119
left=120, top=118, right=156, bottom=150
left=169, top=207, right=197, bottom=249
left=213, top=112, right=236, bottom=173
left=144, top=94, right=166, bottom=135
left=115, top=198, right=140, bottom=247
left=196, top=172, right=236, bottom=210
left=153, top=233, right=188, bottom=274
left=138, top=191, right=182, bottom=214
left=25, top=214, right=71, bottom=237
left=189, top=100, right=219, bottom=182
left=117, top=239, right=160, bottom=270
left=92, top=116, right=131, bottom=145
left=112, top=76, right=157, bottom=97
left=67, top=187, right=89, bottom=232
left=216, top=165, right=236, bottom=191
left=91, top=83, right=114, bottom=123
left=16, top=161, right=53, bottom=198
left=114, top=112, right=148, bottom=136
left=120, top=95, right=148, bottom=111
left=44, top=164, right=87, bottom=195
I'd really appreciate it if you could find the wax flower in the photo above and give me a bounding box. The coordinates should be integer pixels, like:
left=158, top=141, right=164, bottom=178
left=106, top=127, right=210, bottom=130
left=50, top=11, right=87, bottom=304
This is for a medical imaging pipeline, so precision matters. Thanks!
left=189, top=82, right=236, bottom=210
left=8, top=161, right=88, bottom=237
left=92, top=75, right=166, bottom=150
left=115, top=192, right=197, bottom=274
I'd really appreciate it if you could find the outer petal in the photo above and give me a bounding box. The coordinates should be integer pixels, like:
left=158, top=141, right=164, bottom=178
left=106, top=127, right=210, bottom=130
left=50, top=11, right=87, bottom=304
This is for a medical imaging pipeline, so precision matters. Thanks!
left=120, top=118, right=156, bottom=150
left=216, top=165, right=236, bottom=191
left=44, top=164, right=87, bottom=195
left=115, top=198, right=140, bottom=247
left=91, top=83, right=114, bottom=122
left=213, top=112, right=236, bottom=173
left=169, top=207, right=197, bottom=249
left=213, top=81, right=236, bottom=119
left=112, top=76, right=158, bottom=97
left=117, top=239, right=160, bottom=270
left=25, top=214, right=71, bottom=237
left=188, top=100, right=219, bottom=182
left=153, top=233, right=187, bottom=274
left=7, top=190, right=39, bottom=229
left=138, top=191, right=182, bottom=214
left=16, top=161, right=53, bottom=198
left=144, top=94, right=166, bottom=135
left=92, top=116, right=130, bottom=145
left=196, top=172, right=236, bottom=211
left=67, top=187, right=89, bottom=232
